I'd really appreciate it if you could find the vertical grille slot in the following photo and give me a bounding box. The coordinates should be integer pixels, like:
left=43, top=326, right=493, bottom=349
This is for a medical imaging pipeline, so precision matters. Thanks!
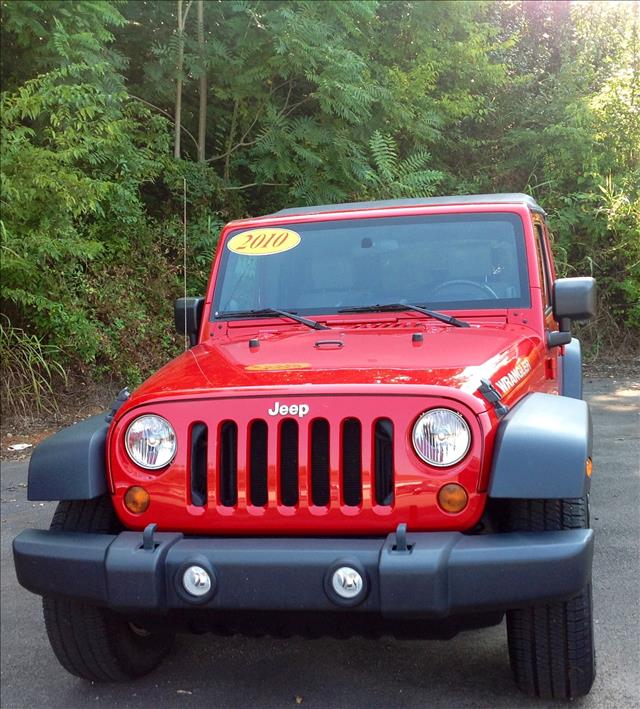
left=342, top=418, right=362, bottom=506
left=219, top=421, right=238, bottom=507
left=280, top=419, right=299, bottom=506
left=374, top=418, right=394, bottom=506
left=310, top=419, right=330, bottom=506
left=249, top=420, right=268, bottom=507
left=189, top=423, right=207, bottom=506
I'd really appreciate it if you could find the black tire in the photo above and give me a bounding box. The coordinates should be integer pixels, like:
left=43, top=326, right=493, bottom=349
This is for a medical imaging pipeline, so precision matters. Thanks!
left=505, top=498, right=595, bottom=700
left=42, top=497, right=175, bottom=682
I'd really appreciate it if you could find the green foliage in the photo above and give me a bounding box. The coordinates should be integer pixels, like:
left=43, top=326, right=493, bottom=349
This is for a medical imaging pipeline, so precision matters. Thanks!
left=485, top=0, right=640, bottom=353
left=0, top=58, right=181, bottom=389
left=1, top=0, right=638, bottom=414
left=0, top=316, right=67, bottom=417
left=1, top=1, right=127, bottom=85
left=363, top=132, right=443, bottom=199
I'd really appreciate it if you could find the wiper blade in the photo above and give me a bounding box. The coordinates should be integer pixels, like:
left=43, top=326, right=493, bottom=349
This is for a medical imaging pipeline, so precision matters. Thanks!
left=217, top=308, right=330, bottom=330
left=338, top=303, right=470, bottom=328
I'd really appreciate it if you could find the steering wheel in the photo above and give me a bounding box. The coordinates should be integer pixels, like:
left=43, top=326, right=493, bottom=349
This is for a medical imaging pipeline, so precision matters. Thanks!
left=430, top=279, right=499, bottom=300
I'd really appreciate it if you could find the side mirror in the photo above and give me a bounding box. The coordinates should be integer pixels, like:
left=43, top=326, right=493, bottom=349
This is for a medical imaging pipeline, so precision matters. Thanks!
left=548, top=277, right=596, bottom=347
left=175, top=297, right=204, bottom=347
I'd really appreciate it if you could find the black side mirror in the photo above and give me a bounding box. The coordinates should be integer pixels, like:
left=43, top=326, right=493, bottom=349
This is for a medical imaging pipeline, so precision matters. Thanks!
left=175, top=297, right=204, bottom=347
left=548, top=277, right=596, bottom=347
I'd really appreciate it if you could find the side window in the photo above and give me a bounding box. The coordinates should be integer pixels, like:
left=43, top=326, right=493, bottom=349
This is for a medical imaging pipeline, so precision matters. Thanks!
left=534, top=223, right=552, bottom=310
left=543, top=225, right=557, bottom=281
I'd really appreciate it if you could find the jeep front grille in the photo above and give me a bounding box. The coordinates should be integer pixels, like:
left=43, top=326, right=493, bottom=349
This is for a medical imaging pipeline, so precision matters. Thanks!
left=115, top=394, right=485, bottom=534
left=310, top=419, right=330, bottom=506
left=342, top=418, right=362, bottom=507
left=189, top=415, right=395, bottom=510
left=219, top=421, right=238, bottom=507
left=374, top=419, right=394, bottom=506
left=249, top=420, right=268, bottom=507
left=189, top=422, right=208, bottom=506
left=279, top=419, right=299, bottom=507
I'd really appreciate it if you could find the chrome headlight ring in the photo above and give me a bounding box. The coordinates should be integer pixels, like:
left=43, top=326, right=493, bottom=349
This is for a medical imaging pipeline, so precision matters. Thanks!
left=125, top=414, right=177, bottom=470
left=412, top=408, right=471, bottom=467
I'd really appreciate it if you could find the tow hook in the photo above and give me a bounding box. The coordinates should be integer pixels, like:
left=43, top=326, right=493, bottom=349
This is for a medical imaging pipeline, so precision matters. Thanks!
left=142, top=522, right=158, bottom=551
left=391, top=523, right=413, bottom=554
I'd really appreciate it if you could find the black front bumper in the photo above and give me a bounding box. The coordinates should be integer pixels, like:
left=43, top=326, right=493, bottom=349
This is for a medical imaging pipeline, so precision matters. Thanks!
left=13, top=528, right=593, bottom=618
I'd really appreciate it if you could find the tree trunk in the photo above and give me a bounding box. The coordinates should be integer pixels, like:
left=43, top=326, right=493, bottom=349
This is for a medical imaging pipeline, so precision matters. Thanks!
left=174, top=0, right=192, bottom=160
left=196, top=0, right=207, bottom=162
left=224, top=100, right=238, bottom=182
left=174, top=0, right=184, bottom=159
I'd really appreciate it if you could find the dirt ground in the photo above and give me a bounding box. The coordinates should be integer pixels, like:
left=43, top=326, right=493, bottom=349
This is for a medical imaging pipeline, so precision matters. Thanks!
left=1, top=379, right=119, bottom=462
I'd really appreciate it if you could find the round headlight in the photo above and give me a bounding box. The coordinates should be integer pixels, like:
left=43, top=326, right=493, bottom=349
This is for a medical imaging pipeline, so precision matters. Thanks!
left=125, top=415, right=176, bottom=470
left=412, top=408, right=471, bottom=467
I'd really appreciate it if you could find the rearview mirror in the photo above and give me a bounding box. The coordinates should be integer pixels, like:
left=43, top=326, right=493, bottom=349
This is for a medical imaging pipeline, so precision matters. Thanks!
left=548, top=277, right=596, bottom=347
left=175, top=297, right=204, bottom=347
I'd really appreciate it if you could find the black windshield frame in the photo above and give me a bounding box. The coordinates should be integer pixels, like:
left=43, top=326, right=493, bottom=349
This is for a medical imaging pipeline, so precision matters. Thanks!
left=211, top=212, right=531, bottom=320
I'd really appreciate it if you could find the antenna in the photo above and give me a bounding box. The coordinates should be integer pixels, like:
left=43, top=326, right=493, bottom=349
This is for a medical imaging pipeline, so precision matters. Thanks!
left=183, top=176, right=188, bottom=351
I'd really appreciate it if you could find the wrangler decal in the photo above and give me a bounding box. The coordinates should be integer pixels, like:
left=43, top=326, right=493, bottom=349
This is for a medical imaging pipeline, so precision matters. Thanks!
left=495, top=358, right=532, bottom=394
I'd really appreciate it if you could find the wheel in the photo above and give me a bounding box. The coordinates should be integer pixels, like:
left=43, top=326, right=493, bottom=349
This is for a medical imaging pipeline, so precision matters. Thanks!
left=504, top=498, right=596, bottom=699
left=42, top=497, right=175, bottom=682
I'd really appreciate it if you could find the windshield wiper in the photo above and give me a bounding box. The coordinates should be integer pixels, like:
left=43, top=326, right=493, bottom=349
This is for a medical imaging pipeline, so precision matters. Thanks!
left=338, top=303, right=470, bottom=328
left=217, top=308, right=330, bottom=330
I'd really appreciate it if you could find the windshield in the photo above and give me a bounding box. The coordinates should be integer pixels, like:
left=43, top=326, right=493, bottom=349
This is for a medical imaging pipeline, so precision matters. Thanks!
left=212, top=213, right=530, bottom=317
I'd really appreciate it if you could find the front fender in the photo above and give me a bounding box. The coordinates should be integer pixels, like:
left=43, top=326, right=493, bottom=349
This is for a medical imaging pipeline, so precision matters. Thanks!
left=488, top=393, right=592, bottom=499
left=28, top=414, right=109, bottom=501
left=559, top=337, right=583, bottom=399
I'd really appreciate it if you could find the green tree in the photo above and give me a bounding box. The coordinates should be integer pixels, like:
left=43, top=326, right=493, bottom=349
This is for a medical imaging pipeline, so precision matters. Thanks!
left=1, top=0, right=638, bottom=414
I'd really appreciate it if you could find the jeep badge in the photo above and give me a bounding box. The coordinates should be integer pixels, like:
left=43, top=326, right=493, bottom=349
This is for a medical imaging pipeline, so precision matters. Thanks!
left=267, top=402, right=309, bottom=418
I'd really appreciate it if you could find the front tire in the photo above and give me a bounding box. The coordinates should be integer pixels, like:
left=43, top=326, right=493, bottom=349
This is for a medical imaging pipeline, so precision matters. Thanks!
left=42, top=497, right=174, bottom=682
left=505, top=498, right=596, bottom=699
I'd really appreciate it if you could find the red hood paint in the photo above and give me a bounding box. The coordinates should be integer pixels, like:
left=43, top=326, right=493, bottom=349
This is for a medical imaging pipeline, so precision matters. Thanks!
left=123, top=319, right=544, bottom=415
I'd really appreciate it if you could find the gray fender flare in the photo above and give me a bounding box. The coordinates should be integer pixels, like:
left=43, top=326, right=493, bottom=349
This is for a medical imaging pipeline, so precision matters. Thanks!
left=559, top=337, right=583, bottom=399
left=28, top=414, right=109, bottom=501
left=488, top=393, right=592, bottom=499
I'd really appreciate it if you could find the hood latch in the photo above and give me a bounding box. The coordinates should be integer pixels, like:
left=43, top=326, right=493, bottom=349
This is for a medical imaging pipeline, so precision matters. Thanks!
left=478, top=379, right=509, bottom=417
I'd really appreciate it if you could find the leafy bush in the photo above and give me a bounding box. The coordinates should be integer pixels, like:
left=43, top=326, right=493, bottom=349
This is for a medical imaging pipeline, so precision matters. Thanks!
left=0, top=317, right=67, bottom=417
left=0, top=61, right=182, bottom=383
left=362, top=132, right=444, bottom=200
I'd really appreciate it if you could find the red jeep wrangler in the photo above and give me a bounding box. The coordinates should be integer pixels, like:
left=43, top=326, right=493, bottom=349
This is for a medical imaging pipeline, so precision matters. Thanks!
left=14, top=194, right=597, bottom=699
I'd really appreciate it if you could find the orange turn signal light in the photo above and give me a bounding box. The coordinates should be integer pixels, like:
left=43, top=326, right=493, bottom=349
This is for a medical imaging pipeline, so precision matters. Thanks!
left=437, top=483, right=468, bottom=514
left=124, top=486, right=150, bottom=514
left=586, top=458, right=593, bottom=478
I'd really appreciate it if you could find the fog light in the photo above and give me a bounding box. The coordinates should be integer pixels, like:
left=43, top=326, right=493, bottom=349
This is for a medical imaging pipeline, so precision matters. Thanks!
left=124, top=486, right=150, bottom=514
left=331, top=566, right=363, bottom=599
left=182, top=565, right=212, bottom=597
left=437, top=483, right=468, bottom=513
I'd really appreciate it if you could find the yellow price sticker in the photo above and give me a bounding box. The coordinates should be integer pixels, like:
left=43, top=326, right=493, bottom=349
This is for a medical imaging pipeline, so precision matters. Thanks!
left=227, top=228, right=301, bottom=256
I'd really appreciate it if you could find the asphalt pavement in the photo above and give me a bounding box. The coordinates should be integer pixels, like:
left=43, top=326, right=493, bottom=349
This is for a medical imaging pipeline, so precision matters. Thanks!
left=1, top=378, right=639, bottom=709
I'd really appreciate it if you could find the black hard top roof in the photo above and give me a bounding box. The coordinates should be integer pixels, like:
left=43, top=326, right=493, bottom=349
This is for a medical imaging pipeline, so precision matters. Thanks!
left=270, top=193, right=545, bottom=217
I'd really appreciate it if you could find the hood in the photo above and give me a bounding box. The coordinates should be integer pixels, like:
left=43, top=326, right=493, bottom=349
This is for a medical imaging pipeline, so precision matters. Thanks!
left=129, top=321, right=543, bottom=408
